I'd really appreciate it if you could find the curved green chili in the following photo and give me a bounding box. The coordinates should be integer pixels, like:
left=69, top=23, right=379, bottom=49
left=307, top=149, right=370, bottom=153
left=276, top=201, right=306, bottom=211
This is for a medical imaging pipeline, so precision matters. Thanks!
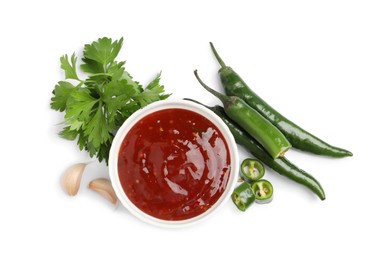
left=184, top=99, right=325, bottom=200
left=210, top=42, right=352, bottom=158
left=194, top=70, right=291, bottom=159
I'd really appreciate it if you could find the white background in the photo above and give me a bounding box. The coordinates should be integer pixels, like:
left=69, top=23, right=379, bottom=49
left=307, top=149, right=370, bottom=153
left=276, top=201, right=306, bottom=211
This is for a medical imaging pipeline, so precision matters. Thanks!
left=1, top=0, right=385, bottom=259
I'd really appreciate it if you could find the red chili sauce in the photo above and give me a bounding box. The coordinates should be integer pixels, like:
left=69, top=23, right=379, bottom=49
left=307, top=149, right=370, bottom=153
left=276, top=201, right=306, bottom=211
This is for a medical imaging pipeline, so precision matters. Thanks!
left=118, top=108, right=231, bottom=221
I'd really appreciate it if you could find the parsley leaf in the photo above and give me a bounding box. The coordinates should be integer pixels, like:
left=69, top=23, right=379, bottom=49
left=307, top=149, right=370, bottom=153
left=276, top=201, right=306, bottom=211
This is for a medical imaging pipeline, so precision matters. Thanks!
left=51, top=37, right=170, bottom=163
left=59, top=126, right=78, bottom=141
left=64, top=88, right=98, bottom=129
left=50, top=81, right=76, bottom=112
left=134, top=73, right=170, bottom=107
left=83, top=102, right=111, bottom=149
left=60, top=53, right=79, bottom=80
left=81, top=37, right=123, bottom=73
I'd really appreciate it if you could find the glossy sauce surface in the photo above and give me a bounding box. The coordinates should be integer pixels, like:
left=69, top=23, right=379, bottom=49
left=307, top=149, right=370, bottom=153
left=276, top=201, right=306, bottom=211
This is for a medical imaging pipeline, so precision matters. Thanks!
left=118, top=108, right=231, bottom=220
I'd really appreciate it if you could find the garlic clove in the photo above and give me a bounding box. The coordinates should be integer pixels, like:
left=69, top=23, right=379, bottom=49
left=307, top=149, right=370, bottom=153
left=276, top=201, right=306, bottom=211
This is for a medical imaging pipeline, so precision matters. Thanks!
left=61, top=163, right=88, bottom=196
left=88, top=178, right=118, bottom=206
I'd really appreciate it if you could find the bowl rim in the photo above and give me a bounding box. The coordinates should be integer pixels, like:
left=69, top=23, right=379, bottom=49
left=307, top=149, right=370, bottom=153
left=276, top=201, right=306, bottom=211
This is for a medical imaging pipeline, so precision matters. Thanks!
left=108, top=99, right=239, bottom=228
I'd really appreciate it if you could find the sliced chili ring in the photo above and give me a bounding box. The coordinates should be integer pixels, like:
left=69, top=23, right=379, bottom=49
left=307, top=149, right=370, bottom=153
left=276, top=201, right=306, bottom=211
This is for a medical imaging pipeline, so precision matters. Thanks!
left=231, top=182, right=255, bottom=211
left=240, top=158, right=265, bottom=182
left=251, top=179, right=273, bottom=204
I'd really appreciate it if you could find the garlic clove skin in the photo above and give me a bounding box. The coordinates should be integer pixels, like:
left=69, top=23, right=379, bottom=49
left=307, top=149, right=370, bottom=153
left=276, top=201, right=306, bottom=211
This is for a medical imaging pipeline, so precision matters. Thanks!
left=61, top=163, right=88, bottom=196
left=88, top=178, right=118, bottom=206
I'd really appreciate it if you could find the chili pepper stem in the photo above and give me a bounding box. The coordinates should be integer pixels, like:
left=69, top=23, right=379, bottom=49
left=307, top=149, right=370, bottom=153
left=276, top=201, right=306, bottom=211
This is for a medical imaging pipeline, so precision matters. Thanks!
left=194, top=70, right=229, bottom=104
left=184, top=98, right=206, bottom=107
left=210, top=42, right=227, bottom=69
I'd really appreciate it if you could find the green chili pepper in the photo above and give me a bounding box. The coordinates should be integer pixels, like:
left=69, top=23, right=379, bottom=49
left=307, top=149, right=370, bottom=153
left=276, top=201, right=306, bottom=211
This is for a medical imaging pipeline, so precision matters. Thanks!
left=251, top=180, right=274, bottom=204
left=194, top=70, right=291, bottom=159
left=209, top=42, right=352, bottom=158
left=184, top=99, right=325, bottom=200
left=231, top=182, right=255, bottom=211
left=240, top=158, right=265, bottom=182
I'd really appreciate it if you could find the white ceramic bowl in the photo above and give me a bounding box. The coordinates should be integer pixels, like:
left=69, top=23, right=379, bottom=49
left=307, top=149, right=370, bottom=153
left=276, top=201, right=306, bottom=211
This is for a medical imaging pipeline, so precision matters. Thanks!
left=109, top=100, right=239, bottom=228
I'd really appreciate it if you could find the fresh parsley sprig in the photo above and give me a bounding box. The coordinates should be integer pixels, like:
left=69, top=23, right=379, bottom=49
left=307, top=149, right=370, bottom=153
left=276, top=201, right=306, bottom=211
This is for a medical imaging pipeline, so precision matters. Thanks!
left=51, top=37, right=170, bottom=163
